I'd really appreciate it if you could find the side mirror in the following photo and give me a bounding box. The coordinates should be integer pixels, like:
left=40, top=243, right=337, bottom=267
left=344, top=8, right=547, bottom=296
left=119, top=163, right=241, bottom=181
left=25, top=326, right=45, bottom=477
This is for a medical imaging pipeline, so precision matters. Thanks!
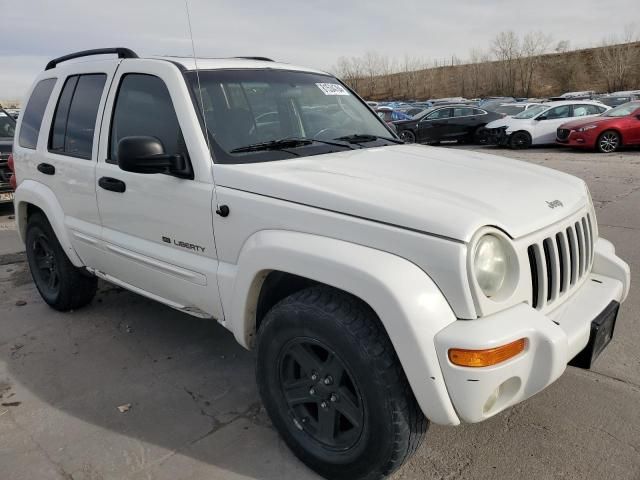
left=536, top=115, right=547, bottom=121
left=117, top=136, right=190, bottom=178
left=636, top=114, right=640, bottom=120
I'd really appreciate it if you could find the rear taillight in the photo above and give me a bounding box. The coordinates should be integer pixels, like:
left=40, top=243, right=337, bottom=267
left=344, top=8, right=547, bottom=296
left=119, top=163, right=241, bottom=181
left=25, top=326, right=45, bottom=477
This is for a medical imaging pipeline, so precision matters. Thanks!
left=8, top=153, right=16, bottom=191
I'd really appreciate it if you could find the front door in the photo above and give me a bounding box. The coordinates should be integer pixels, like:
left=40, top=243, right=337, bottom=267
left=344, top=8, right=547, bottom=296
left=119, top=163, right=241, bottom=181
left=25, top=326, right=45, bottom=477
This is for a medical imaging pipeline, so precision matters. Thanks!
left=417, top=108, right=452, bottom=143
left=94, top=60, right=223, bottom=320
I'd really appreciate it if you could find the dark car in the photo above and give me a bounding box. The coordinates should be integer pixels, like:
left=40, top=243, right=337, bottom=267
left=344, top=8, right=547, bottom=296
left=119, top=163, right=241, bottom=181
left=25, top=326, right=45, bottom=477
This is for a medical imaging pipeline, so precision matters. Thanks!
left=394, top=105, right=504, bottom=144
left=0, top=108, right=17, bottom=202
left=557, top=101, right=640, bottom=153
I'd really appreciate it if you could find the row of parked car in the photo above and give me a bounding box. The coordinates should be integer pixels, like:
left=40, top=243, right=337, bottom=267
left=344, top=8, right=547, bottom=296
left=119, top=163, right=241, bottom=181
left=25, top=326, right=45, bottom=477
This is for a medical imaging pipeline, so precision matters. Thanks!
left=370, top=92, right=640, bottom=153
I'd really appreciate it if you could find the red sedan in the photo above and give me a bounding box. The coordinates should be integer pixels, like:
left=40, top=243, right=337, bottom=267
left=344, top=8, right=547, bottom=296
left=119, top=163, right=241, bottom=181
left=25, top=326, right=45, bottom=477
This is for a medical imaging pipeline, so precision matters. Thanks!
left=556, top=101, right=640, bottom=152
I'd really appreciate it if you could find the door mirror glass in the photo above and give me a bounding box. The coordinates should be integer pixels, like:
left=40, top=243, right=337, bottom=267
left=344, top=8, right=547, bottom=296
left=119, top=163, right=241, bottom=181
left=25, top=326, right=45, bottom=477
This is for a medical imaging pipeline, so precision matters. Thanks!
left=117, top=136, right=187, bottom=176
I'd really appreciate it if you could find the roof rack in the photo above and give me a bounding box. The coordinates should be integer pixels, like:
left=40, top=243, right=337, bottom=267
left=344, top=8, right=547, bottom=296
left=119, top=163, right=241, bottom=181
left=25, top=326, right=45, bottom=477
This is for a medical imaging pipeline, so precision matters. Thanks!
left=235, top=56, right=274, bottom=62
left=45, top=48, right=139, bottom=70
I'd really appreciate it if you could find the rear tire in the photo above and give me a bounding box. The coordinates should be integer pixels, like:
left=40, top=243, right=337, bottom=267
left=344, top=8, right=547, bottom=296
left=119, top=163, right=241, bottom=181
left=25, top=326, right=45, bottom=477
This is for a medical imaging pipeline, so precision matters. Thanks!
left=596, top=130, right=620, bottom=153
left=509, top=131, right=532, bottom=149
left=256, top=286, right=427, bottom=480
left=25, top=212, right=97, bottom=311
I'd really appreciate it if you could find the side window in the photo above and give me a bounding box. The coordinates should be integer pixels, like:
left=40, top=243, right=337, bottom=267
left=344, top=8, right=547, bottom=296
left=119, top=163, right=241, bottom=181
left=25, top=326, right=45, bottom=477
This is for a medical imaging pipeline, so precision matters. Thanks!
left=472, top=108, right=486, bottom=115
left=109, top=74, right=187, bottom=165
left=573, top=105, right=589, bottom=117
left=545, top=106, right=571, bottom=119
left=18, top=78, right=56, bottom=149
left=426, top=108, right=452, bottom=120
left=49, top=74, right=107, bottom=159
left=597, top=106, right=608, bottom=114
left=453, top=107, right=474, bottom=117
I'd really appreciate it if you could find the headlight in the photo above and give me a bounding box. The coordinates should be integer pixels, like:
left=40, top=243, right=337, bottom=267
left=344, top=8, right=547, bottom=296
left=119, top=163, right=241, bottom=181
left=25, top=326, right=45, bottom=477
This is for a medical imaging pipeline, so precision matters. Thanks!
left=577, top=125, right=597, bottom=132
left=473, top=234, right=508, bottom=297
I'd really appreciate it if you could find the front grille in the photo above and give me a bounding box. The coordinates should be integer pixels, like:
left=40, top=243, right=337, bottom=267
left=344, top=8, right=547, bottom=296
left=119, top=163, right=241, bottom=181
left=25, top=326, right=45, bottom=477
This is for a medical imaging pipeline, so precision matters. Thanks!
left=527, top=213, right=595, bottom=310
left=557, top=128, right=571, bottom=142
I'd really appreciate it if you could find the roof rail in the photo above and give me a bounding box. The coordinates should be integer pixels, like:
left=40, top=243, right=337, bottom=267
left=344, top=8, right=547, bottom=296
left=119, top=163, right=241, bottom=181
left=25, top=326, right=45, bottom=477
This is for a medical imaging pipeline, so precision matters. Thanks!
left=235, top=56, right=274, bottom=62
left=45, top=48, right=139, bottom=70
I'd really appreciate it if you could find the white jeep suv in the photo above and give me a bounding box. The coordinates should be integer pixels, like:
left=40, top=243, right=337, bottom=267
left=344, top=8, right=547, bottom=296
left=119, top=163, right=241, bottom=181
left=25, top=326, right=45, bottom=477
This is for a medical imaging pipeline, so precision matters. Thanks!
left=11, top=48, right=630, bottom=480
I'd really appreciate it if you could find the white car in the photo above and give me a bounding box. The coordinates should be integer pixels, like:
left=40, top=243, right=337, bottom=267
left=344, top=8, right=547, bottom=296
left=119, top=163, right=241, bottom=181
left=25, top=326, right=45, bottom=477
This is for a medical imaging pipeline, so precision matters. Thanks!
left=11, top=48, right=630, bottom=480
left=485, top=100, right=610, bottom=148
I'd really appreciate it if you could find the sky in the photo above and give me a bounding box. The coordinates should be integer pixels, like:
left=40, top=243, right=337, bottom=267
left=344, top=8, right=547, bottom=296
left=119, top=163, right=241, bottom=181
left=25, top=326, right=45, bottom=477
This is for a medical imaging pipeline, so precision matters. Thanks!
left=2, top=0, right=639, bottom=102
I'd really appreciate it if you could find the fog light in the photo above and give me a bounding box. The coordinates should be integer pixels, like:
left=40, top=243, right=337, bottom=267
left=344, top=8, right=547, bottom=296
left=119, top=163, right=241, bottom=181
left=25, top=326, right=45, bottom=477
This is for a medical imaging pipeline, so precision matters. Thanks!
left=448, top=338, right=526, bottom=367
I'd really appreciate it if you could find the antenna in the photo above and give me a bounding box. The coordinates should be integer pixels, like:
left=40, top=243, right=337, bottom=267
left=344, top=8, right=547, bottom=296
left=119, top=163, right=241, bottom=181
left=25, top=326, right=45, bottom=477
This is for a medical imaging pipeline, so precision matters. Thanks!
left=184, top=0, right=222, bottom=210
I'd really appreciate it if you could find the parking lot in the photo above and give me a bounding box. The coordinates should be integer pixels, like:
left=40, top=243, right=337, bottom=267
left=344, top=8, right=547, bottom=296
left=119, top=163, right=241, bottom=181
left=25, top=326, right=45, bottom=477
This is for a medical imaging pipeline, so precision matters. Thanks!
left=0, top=145, right=639, bottom=480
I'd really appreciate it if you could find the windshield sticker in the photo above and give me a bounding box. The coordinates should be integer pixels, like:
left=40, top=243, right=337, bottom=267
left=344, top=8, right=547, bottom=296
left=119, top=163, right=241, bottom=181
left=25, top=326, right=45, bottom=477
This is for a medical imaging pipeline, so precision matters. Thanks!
left=316, top=83, right=350, bottom=96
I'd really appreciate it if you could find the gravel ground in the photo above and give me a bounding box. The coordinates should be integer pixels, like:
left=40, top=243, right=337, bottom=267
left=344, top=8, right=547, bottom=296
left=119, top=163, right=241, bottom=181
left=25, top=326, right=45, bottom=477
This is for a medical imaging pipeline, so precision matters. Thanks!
left=0, top=145, right=638, bottom=480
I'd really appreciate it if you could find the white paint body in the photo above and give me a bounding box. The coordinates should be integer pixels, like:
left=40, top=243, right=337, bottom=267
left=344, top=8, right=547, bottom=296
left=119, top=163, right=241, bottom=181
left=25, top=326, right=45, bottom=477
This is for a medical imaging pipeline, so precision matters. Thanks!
left=485, top=100, right=610, bottom=145
left=12, top=57, right=630, bottom=426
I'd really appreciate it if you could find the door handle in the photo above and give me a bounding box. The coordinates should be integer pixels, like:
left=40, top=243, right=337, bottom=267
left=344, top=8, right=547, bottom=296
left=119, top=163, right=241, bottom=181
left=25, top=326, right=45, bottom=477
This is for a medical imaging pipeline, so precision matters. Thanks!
left=37, top=163, right=55, bottom=175
left=98, top=176, right=126, bottom=193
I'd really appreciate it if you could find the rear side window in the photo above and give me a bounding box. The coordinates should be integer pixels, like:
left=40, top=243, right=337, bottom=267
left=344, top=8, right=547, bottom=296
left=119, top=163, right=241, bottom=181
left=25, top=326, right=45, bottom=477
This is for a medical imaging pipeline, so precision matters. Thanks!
left=108, top=74, right=187, bottom=164
left=18, top=78, right=56, bottom=149
left=49, top=74, right=107, bottom=159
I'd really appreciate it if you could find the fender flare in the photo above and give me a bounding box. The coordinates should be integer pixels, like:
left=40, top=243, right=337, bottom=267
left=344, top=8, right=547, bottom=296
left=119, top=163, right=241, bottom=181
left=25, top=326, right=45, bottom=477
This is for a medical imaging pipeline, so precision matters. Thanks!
left=225, top=230, right=460, bottom=425
left=14, top=179, right=84, bottom=267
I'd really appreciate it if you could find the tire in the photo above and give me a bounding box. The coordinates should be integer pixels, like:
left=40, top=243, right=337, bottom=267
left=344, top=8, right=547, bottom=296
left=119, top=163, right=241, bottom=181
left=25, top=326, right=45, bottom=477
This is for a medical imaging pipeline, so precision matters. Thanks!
left=399, top=130, right=415, bottom=143
left=256, top=286, right=427, bottom=480
left=509, top=131, right=532, bottom=149
left=596, top=130, right=620, bottom=153
left=25, top=212, right=97, bottom=311
left=473, top=126, right=488, bottom=145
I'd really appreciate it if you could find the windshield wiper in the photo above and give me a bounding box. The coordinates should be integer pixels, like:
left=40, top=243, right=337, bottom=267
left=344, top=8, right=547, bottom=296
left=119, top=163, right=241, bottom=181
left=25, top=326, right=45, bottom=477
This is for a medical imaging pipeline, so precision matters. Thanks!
left=334, top=134, right=403, bottom=144
left=230, top=137, right=355, bottom=154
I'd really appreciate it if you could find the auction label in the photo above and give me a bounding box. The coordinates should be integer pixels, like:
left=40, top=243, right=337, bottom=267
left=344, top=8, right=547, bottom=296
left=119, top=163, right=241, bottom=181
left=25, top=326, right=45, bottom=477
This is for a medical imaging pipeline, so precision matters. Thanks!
left=316, top=83, right=350, bottom=95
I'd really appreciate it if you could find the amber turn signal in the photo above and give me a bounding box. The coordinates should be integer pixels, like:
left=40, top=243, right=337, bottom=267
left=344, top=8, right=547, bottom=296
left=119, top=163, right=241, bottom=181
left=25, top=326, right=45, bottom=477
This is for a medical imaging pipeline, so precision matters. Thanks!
left=448, top=338, right=526, bottom=367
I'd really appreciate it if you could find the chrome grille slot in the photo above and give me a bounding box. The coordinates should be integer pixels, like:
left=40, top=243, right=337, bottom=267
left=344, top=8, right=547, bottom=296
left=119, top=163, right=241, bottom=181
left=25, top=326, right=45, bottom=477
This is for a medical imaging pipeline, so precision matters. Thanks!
left=528, top=213, right=595, bottom=310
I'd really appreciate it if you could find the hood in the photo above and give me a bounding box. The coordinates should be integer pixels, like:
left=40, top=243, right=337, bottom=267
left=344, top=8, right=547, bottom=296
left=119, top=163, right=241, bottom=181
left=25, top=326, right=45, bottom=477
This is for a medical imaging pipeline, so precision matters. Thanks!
left=216, top=145, right=588, bottom=242
left=485, top=117, right=531, bottom=130
left=559, top=116, right=613, bottom=130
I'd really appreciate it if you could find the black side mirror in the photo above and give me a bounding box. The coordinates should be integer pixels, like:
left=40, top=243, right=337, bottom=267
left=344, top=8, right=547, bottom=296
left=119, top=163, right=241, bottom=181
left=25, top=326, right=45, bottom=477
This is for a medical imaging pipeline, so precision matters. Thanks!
left=536, top=115, right=547, bottom=121
left=117, top=136, right=191, bottom=178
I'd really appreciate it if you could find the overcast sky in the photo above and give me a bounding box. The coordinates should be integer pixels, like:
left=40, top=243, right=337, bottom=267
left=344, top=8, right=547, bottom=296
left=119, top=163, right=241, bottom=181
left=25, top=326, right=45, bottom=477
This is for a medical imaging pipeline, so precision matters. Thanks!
left=2, top=0, right=638, bottom=101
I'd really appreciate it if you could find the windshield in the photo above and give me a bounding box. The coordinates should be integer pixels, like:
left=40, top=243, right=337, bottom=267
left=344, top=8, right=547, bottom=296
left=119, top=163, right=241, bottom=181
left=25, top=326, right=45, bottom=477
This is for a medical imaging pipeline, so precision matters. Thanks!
left=0, top=113, right=15, bottom=138
left=602, top=102, right=640, bottom=117
left=513, top=104, right=548, bottom=119
left=184, top=70, right=394, bottom=163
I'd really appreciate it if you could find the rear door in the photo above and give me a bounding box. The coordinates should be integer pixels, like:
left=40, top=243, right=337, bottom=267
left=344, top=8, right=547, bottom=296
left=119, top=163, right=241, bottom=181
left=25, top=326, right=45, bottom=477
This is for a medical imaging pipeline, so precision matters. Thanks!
left=19, top=61, right=118, bottom=266
left=94, top=59, right=223, bottom=320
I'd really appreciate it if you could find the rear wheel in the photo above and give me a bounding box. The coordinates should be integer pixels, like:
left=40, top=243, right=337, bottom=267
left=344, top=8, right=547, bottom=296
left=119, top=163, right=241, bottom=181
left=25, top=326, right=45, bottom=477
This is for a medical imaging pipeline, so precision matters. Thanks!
left=597, top=130, right=620, bottom=153
left=256, top=286, right=427, bottom=480
left=25, top=212, right=97, bottom=311
left=509, top=131, right=532, bottom=149
left=399, top=130, right=416, bottom=143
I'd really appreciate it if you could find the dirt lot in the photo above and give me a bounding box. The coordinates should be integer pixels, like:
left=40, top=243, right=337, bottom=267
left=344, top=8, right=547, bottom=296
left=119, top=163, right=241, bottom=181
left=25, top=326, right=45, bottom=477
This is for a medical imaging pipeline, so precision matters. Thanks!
left=0, top=146, right=639, bottom=480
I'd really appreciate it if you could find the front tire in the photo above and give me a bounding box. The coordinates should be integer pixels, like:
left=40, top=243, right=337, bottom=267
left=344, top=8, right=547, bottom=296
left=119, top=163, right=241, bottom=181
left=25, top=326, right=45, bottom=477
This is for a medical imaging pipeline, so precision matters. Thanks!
left=509, top=131, right=532, bottom=149
left=399, top=130, right=416, bottom=143
left=25, top=212, right=97, bottom=311
left=597, top=130, right=620, bottom=153
left=256, top=286, right=427, bottom=480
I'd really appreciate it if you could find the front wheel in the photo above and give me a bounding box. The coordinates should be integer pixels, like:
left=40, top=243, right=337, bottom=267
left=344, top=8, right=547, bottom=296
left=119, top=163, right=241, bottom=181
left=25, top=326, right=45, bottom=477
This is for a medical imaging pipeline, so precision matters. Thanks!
left=399, top=130, right=416, bottom=143
left=509, top=131, right=532, bottom=149
left=256, top=286, right=427, bottom=480
left=597, top=130, right=620, bottom=153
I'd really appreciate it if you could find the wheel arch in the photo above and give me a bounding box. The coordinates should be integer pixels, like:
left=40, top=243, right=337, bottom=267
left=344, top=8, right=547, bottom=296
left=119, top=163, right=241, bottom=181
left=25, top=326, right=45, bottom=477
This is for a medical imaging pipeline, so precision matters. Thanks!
left=14, top=180, right=83, bottom=267
left=225, top=229, right=460, bottom=425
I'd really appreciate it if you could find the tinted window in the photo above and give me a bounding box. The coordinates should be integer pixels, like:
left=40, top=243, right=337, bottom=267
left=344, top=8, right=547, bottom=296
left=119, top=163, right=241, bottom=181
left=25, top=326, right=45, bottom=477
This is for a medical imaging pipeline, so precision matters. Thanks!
left=545, top=106, right=571, bottom=119
left=64, top=74, right=106, bottom=158
left=18, top=78, right=56, bottom=149
left=426, top=108, right=452, bottom=120
left=453, top=107, right=474, bottom=117
left=49, top=76, right=79, bottom=152
left=0, top=112, right=16, bottom=138
left=109, top=74, right=187, bottom=164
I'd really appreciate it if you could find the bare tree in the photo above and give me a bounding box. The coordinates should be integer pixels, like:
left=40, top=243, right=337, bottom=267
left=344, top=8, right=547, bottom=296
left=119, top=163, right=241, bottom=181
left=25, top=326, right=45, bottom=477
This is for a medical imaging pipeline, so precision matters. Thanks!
left=491, top=31, right=521, bottom=96
left=518, top=31, right=552, bottom=97
left=595, top=25, right=638, bottom=92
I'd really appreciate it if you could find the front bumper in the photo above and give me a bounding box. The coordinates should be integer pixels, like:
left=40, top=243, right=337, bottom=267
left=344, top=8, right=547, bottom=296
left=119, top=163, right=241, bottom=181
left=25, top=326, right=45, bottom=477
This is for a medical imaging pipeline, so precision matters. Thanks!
left=556, top=129, right=597, bottom=149
left=481, top=126, right=510, bottom=146
left=434, top=237, right=629, bottom=423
